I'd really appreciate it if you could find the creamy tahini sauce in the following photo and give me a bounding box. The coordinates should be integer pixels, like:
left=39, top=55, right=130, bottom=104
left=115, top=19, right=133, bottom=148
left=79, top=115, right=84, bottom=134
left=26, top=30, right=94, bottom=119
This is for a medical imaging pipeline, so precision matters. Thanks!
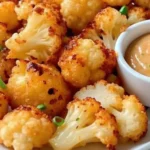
left=125, top=34, right=150, bottom=77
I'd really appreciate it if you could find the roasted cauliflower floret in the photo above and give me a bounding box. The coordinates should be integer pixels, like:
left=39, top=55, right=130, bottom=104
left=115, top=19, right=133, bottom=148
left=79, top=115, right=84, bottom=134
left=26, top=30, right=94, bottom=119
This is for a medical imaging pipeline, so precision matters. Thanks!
left=50, top=98, right=118, bottom=150
left=61, top=0, right=105, bottom=33
left=75, top=80, right=124, bottom=110
left=93, top=7, right=128, bottom=49
left=0, top=49, right=16, bottom=83
left=75, top=80, right=148, bottom=141
left=7, top=60, right=71, bottom=116
left=134, top=0, right=150, bottom=9
left=111, top=95, right=148, bottom=141
left=58, top=38, right=116, bottom=88
left=15, top=0, right=62, bottom=20
left=0, top=1, right=19, bottom=30
left=0, top=91, right=8, bottom=119
left=6, top=4, right=66, bottom=62
left=0, top=105, right=56, bottom=150
left=0, top=24, right=10, bottom=45
left=103, top=0, right=131, bottom=6
left=128, top=7, right=148, bottom=25
left=15, top=0, right=42, bottom=20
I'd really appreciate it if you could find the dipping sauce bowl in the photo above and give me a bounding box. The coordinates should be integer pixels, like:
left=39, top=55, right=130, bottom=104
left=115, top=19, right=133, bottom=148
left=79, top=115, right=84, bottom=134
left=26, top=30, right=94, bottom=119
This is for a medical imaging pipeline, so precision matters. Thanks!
left=115, top=20, right=150, bottom=107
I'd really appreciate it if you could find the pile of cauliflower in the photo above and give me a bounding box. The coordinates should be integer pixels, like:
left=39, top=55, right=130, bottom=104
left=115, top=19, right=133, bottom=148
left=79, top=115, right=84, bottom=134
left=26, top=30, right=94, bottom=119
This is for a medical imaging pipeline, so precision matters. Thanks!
left=0, top=0, right=148, bottom=150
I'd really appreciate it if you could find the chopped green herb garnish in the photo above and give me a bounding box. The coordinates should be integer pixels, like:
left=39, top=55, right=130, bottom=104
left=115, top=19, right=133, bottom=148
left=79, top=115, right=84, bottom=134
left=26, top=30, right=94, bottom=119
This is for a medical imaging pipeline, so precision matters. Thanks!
left=53, top=116, right=64, bottom=127
left=0, top=78, right=6, bottom=89
left=0, top=45, right=4, bottom=51
left=76, top=118, right=80, bottom=121
left=37, top=104, right=46, bottom=110
left=119, top=6, right=128, bottom=15
left=107, top=74, right=117, bottom=83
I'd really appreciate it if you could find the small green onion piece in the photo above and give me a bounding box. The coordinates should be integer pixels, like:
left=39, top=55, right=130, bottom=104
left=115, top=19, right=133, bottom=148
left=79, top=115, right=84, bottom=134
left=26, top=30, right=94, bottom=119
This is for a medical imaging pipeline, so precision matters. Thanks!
left=53, top=116, right=64, bottom=127
left=148, top=64, right=150, bottom=68
left=0, top=78, right=6, bottom=89
left=0, top=45, right=4, bottom=51
left=107, top=74, right=117, bottom=83
left=76, top=117, right=80, bottom=121
left=119, top=6, right=128, bottom=15
left=37, top=104, right=46, bottom=110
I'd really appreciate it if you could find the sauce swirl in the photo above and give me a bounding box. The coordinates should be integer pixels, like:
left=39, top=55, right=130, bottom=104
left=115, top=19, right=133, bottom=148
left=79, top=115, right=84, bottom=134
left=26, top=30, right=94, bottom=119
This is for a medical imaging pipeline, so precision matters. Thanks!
left=125, top=34, right=150, bottom=77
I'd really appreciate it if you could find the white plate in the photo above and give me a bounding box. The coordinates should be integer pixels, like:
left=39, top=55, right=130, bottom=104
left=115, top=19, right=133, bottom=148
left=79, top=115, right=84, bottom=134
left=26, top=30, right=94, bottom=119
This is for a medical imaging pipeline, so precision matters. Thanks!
left=0, top=109, right=150, bottom=150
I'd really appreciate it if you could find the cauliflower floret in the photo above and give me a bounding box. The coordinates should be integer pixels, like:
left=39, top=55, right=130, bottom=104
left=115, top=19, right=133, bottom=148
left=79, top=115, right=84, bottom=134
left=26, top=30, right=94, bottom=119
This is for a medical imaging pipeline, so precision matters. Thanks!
left=103, top=0, right=131, bottom=6
left=0, top=91, right=8, bottom=119
left=15, top=0, right=63, bottom=21
left=75, top=80, right=124, bottom=110
left=50, top=98, right=118, bottom=150
left=0, top=105, right=56, bottom=150
left=75, top=80, right=148, bottom=141
left=0, top=49, right=16, bottom=83
left=15, top=0, right=42, bottom=20
left=7, top=60, right=71, bottom=116
left=58, top=38, right=116, bottom=88
left=93, top=7, right=128, bottom=49
left=61, top=0, right=106, bottom=33
left=134, top=0, right=150, bottom=9
left=128, top=7, right=148, bottom=25
left=0, top=1, right=19, bottom=30
left=0, top=24, right=10, bottom=46
left=111, top=95, right=148, bottom=141
left=6, top=4, right=66, bottom=62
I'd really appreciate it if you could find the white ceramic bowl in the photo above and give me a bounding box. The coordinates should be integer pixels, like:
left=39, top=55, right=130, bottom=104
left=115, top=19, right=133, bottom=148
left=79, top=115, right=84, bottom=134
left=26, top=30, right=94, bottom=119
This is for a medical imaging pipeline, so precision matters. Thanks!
left=115, top=20, right=150, bottom=107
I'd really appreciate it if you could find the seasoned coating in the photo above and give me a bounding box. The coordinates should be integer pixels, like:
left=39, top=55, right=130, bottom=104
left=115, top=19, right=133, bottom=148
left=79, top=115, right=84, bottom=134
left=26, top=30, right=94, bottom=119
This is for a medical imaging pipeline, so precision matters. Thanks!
left=128, top=7, right=149, bottom=25
left=0, top=1, right=19, bottom=30
left=7, top=60, right=71, bottom=116
left=50, top=98, right=118, bottom=150
left=111, top=95, right=148, bottom=141
left=93, top=7, right=128, bottom=49
left=6, top=3, right=66, bottom=62
left=0, top=49, right=16, bottom=83
left=15, top=0, right=42, bottom=20
left=75, top=80, right=148, bottom=141
left=103, top=0, right=131, bottom=6
left=0, top=105, right=56, bottom=150
left=80, top=6, right=150, bottom=48
left=0, top=24, right=10, bottom=46
left=0, top=91, right=8, bottom=119
left=58, top=38, right=116, bottom=88
left=134, top=0, right=150, bottom=9
left=75, top=80, right=124, bottom=110
left=15, top=0, right=62, bottom=20
left=60, top=0, right=105, bottom=33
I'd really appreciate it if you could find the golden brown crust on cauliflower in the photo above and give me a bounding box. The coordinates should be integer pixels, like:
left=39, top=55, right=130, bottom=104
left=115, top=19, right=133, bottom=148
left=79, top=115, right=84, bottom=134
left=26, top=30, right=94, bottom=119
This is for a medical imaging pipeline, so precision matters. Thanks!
left=15, top=0, right=41, bottom=20
left=128, top=6, right=149, bottom=25
left=93, top=7, right=128, bottom=49
left=111, top=95, right=148, bottom=142
left=0, top=24, right=10, bottom=45
left=0, top=49, right=16, bottom=83
left=7, top=60, right=71, bottom=116
left=58, top=38, right=116, bottom=88
left=103, top=0, right=131, bottom=6
left=50, top=97, right=118, bottom=150
left=15, top=0, right=62, bottom=20
left=0, top=91, right=8, bottom=119
left=134, top=0, right=150, bottom=9
left=0, top=1, right=19, bottom=30
left=60, top=0, right=106, bottom=33
left=75, top=80, right=148, bottom=142
left=6, top=3, right=66, bottom=62
left=75, top=80, right=124, bottom=110
left=0, top=105, right=56, bottom=150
